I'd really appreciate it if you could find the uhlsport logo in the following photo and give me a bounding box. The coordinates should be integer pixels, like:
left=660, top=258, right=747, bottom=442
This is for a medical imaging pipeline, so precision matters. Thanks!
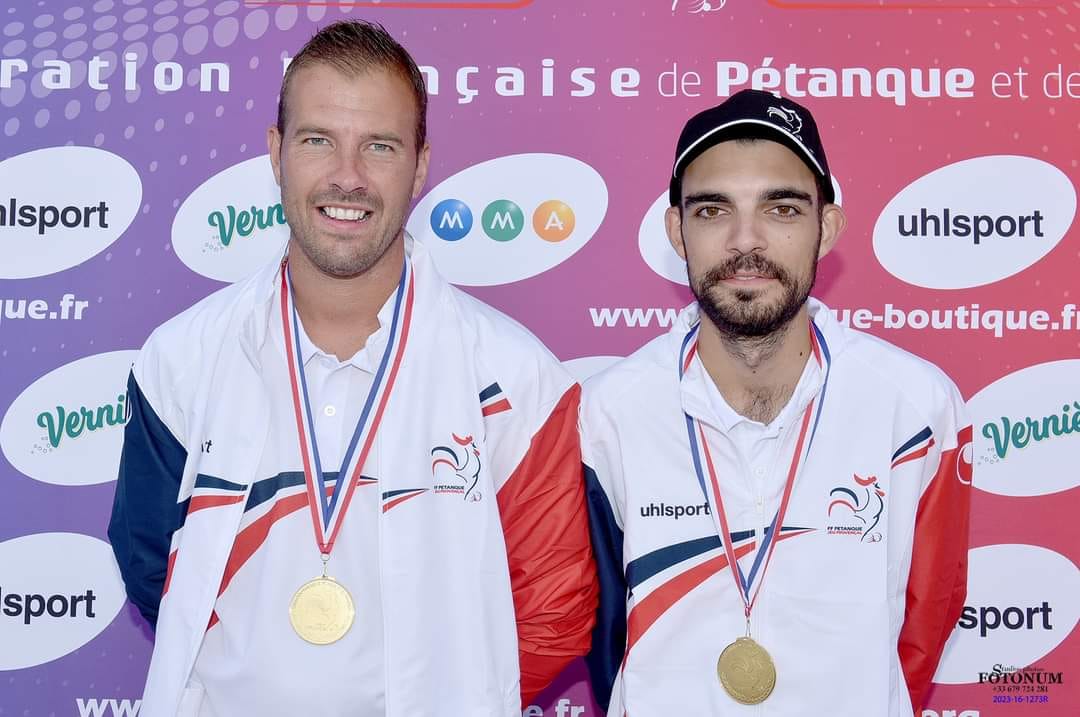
left=430, top=433, right=483, bottom=502
left=934, top=544, right=1080, bottom=684
left=639, top=176, right=844, bottom=285
left=966, top=360, right=1080, bottom=497
left=873, top=156, right=1075, bottom=289
left=825, top=473, right=885, bottom=542
left=0, top=350, right=137, bottom=486
left=172, top=155, right=290, bottom=283
left=407, top=154, right=607, bottom=286
left=0, top=147, right=141, bottom=279
left=639, top=501, right=711, bottom=520
left=0, top=532, right=127, bottom=670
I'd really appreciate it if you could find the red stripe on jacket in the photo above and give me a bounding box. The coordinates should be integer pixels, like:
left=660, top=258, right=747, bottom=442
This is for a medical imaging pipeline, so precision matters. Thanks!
left=496, top=384, right=599, bottom=707
left=899, top=425, right=972, bottom=711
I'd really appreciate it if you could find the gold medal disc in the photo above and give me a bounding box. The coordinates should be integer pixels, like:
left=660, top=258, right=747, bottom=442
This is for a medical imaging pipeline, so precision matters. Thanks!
left=717, top=636, right=776, bottom=705
left=288, top=576, right=355, bottom=645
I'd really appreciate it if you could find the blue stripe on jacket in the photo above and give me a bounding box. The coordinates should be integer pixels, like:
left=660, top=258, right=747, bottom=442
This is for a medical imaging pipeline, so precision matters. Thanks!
left=584, top=463, right=627, bottom=712
left=107, top=371, right=187, bottom=629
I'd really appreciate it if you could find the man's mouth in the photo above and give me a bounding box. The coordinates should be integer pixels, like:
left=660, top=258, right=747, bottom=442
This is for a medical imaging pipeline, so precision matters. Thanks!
left=319, top=205, right=372, bottom=222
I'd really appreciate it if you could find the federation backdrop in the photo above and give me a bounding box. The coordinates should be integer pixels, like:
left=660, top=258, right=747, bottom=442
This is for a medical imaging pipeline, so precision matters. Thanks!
left=1, top=1, right=1078, bottom=716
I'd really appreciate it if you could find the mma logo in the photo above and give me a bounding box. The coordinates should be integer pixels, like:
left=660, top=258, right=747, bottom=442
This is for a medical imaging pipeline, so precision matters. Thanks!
left=407, top=153, right=607, bottom=286
left=430, top=433, right=483, bottom=502
left=429, top=198, right=575, bottom=244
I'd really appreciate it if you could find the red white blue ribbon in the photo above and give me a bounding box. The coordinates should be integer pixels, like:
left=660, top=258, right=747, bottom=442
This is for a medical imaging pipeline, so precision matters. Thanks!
left=281, top=257, right=414, bottom=556
left=679, top=320, right=831, bottom=620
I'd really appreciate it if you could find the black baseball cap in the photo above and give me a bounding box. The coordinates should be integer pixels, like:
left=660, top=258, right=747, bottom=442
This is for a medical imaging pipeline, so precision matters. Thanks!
left=669, top=89, right=834, bottom=206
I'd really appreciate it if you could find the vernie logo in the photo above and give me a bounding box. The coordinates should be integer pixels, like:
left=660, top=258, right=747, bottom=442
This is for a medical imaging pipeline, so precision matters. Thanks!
left=0, top=350, right=137, bottom=487
left=966, top=360, right=1080, bottom=497
left=172, top=155, right=290, bottom=283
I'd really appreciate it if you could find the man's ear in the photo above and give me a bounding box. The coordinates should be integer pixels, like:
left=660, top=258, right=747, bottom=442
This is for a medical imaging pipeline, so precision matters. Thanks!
left=665, top=204, right=687, bottom=261
left=267, top=125, right=283, bottom=187
left=412, top=142, right=431, bottom=199
left=817, top=203, right=846, bottom=260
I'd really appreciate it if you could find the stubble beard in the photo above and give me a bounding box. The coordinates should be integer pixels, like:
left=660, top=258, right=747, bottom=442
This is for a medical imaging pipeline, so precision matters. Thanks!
left=286, top=185, right=405, bottom=280
left=690, top=237, right=820, bottom=344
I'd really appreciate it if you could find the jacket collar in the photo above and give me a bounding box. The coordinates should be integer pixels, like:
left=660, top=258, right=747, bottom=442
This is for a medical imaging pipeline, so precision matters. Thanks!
left=238, top=233, right=439, bottom=369
left=672, top=297, right=844, bottom=430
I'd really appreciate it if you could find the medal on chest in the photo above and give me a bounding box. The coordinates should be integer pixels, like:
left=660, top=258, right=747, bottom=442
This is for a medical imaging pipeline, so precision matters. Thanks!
left=289, top=569, right=356, bottom=645
left=716, top=635, right=776, bottom=705
left=281, top=257, right=414, bottom=644
left=679, top=320, right=830, bottom=703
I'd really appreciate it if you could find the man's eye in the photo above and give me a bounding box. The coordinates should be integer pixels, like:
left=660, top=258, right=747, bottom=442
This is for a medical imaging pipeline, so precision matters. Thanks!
left=770, top=205, right=801, bottom=217
left=303, top=137, right=329, bottom=146
left=370, top=143, right=393, bottom=153
left=696, top=206, right=722, bottom=218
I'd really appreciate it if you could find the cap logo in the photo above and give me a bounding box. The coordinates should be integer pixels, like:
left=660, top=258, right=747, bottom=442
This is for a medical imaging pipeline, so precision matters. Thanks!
left=767, top=106, right=803, bottom=137
left=681, top=0, right=727, bottom=12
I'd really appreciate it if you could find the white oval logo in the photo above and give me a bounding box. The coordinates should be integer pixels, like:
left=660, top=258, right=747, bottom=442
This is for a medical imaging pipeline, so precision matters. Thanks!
left=639, top=176, right=843, bottom=285
left=0, top=532, right=127, bottom=670
left=873, top=156, right=1076, bottom=289
left=966, top=359, right=1080, bottom=497
left=0, top=350, right=137, bottom=486
left=0, top=147, right=142, bottom=279
left=563, top=355, right=623, bottom=383
left=638, top=190, right=688, bottom=286
left=172, top=155, right=290, bottom=283
left=933, top=543, right=1080, bottom=684
left=407, top=153, right=608, bottom=286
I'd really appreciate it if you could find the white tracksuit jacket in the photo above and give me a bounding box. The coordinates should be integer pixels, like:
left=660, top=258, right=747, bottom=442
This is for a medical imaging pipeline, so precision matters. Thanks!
left=109, top=239, right=597, bottom=717
left=582, top=299, right=971, bottom=717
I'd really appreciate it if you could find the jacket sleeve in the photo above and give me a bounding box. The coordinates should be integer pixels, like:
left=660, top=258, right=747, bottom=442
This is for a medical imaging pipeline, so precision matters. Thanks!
left=582, top=460, right=627, bottom=713
left=494, top=384, right=599, bottom=706
left=107, top=371, right=188, bottom=629
left=898, top=408, right=973, bottom=711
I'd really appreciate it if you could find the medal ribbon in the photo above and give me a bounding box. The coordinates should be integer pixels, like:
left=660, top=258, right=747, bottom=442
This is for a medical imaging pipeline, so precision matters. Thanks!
left=680, top=320, right=831, bottom=622
left=281, top=257, right=414, bottom=556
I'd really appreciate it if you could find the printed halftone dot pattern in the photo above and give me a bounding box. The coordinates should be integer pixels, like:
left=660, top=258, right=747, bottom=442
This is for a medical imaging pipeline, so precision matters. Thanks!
left=0, top=0, right=355, bottom=140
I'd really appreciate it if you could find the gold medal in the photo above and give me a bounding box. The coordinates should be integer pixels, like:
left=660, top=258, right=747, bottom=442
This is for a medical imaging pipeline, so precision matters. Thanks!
left=288, top=576, right=355, bottom=645
left=717, top=636, right=776, bottom=705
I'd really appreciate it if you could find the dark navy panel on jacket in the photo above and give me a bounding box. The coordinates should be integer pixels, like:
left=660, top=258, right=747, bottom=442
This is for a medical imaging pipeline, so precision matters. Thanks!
left=584, top=463, right=627, bottom=712
left=108, top=371, right=187, bottom=629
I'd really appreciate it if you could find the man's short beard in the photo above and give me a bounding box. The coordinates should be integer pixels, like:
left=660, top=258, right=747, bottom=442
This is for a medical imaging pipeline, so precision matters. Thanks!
left=287, top=187, right=399, bottom=279
left=691, top=247, right=817, bottom=340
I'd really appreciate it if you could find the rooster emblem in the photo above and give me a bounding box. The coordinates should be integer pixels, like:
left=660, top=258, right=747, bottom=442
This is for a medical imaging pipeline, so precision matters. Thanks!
left=677, top=0, right=727, bottom=12
left=828, top=474, right=885, bottom=542
left=431, top=433, right=482, bottom=502
left=767, top=106, right=803, bottom=136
